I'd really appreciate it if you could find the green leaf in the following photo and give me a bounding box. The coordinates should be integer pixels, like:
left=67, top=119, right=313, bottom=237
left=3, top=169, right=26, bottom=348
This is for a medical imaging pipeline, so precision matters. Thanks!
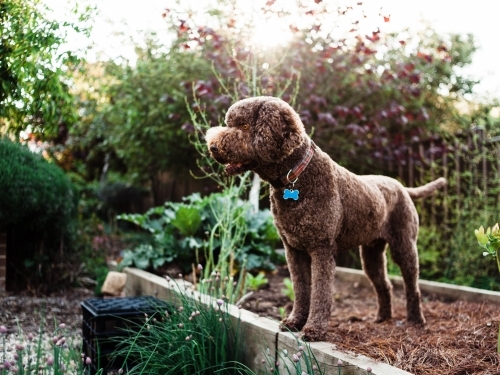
left=171, top=206, right=202, bottom=237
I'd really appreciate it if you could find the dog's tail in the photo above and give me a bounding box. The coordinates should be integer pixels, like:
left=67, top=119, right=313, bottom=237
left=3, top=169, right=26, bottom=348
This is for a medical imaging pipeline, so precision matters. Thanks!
left=406, top=177, right=447, bottom=200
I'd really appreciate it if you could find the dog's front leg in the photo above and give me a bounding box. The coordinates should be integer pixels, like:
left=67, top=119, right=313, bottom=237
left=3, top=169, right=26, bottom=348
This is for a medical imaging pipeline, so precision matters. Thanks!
left=280, top=246, right=311, bottom=332
left=301, top=247, right=336, bottom=342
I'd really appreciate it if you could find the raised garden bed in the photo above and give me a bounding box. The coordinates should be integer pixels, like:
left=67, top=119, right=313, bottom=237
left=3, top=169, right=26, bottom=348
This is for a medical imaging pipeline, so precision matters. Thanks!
left=118, top=265, right=500, bottom=375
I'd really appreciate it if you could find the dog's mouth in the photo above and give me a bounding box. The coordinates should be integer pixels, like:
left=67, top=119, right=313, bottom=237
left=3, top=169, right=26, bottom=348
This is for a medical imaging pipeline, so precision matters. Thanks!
left=225, top=162, right=254, bottom=175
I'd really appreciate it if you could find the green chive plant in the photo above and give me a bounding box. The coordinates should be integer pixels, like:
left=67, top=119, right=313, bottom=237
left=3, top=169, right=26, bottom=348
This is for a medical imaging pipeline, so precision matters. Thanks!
left=110, top=272, right=254, bottom=375
left=0, top=323, right=101, bottom=375
left=109, top=267, right=338, bottom=375
left=260, top=339, right=327, bottom=375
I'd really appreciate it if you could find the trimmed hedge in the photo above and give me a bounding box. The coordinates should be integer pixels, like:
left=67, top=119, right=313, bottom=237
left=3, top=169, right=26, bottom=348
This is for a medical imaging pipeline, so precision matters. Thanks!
left=0, top=138, right=78, bottom=290
left=0, top=138, right=76, bottom=228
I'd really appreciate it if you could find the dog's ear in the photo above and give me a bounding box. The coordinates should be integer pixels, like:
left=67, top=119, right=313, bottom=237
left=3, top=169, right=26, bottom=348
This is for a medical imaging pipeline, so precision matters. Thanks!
left=254, top=99, right=304, bottom=162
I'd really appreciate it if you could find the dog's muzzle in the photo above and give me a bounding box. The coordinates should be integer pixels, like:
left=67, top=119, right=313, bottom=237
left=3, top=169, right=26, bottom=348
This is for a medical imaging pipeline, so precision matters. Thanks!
left=208, top=143, right=254, bottom=175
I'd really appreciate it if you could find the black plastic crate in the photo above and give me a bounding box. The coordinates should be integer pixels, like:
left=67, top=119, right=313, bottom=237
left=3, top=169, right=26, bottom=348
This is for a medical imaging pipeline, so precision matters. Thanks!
left=81, top=296, right=170, bottom=375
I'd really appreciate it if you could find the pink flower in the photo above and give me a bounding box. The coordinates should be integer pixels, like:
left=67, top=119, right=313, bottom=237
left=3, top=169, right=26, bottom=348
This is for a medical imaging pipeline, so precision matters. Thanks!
left=0, top=325, right=7, bottom=334
left=85, top=357, right=92, bottom=365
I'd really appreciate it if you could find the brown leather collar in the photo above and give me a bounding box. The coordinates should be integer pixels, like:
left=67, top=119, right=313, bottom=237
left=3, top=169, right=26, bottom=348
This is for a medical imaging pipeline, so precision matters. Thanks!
left=270, top=141, right=316, bottom=188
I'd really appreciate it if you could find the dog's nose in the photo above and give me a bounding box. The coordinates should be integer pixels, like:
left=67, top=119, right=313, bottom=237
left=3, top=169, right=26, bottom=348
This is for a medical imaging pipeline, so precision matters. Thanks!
left=210, top=144, right=218, bottom=153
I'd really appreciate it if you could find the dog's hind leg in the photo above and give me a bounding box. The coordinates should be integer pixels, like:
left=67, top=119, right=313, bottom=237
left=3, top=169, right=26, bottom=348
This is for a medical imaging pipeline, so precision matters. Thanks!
left=281, top=246, right=311, bottom=332
left=360, top=239, right=393, bottom=322
left=388, top=236, right=426, bottom=325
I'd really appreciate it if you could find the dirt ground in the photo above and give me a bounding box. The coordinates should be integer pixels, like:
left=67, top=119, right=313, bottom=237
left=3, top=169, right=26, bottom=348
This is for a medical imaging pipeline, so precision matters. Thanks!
left=2, top=266, right=500, bottom=375
left=0, top=287, right=94, bottom=334
left=244, top=265, right=500, bottom=375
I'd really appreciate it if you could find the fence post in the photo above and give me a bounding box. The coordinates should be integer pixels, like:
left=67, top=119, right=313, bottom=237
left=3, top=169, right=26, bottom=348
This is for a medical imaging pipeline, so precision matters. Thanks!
left=408, top=146, right=414, bottom=187
left=430, top=139, right=435, bottom=226
left=497, top=142, right=500, bottom=205
left=481, top=130, right=487, bottom=207
left=443, top=149, right=448, bottom=227
left=455, top=138, right=461, bottom=210
left=419, top=143, right=424, bottom=185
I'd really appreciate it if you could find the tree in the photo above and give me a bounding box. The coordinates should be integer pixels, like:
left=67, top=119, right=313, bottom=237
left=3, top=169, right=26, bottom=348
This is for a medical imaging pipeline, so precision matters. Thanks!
left=64, top=0, right=490, bottom=197
left=67, top=35, right=214, bottom=203
left=0, top=0, right=93, bottom=139
left=166, top=1, right=485, bottom=174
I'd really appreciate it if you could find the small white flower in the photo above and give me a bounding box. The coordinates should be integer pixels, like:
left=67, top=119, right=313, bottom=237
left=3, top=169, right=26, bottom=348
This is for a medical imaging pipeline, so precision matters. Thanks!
left=483, top=252, right=490, bottom=257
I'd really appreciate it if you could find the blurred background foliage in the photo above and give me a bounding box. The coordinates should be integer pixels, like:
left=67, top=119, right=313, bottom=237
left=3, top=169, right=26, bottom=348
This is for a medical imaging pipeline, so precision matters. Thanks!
left=0, top=0, right=499, bottom=292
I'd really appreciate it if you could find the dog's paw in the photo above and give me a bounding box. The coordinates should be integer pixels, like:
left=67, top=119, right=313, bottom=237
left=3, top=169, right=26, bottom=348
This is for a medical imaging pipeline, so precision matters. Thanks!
left=280, top=317, right=306, bottom=332
left=300, top=325, right=327, bottom=342
left=406, top=314, right=426, bottom=325
left=374, top=314, right=391, bottom=323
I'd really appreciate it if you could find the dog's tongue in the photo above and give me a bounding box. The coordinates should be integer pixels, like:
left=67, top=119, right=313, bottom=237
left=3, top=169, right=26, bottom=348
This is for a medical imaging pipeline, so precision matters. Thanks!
left=225, top=163, right=245, bottom=175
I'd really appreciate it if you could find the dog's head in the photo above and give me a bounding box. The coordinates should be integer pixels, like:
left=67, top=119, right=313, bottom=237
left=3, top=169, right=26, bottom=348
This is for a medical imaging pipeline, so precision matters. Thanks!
left=205, top=96, right=306, bottom=175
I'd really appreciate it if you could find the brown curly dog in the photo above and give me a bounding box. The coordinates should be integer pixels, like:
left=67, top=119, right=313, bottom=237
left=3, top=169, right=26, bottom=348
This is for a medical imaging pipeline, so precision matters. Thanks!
left=206, top=96, right=446, bottom=341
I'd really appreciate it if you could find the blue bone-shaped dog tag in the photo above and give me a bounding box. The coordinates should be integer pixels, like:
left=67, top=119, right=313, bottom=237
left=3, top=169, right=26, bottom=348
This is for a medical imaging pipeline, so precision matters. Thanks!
left=283, top=189, right=299, bottom=200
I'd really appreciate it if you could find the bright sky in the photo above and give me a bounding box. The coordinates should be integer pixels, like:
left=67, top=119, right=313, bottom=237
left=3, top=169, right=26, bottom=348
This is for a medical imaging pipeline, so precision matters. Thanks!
left=49, top=0, right=500, bottom=99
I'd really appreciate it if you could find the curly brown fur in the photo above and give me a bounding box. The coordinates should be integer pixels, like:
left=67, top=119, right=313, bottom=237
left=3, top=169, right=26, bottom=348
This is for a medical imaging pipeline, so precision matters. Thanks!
left=206, top=96, right=446, bottom=342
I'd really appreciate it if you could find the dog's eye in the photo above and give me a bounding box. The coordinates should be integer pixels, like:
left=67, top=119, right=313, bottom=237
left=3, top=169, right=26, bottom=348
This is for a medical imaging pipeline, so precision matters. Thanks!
left=241, top=124, right=249, bottom=131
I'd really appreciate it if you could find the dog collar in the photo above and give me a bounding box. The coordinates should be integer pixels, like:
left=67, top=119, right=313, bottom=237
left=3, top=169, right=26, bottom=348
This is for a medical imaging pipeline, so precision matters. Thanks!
left=270, top=141, right=316, bottom=189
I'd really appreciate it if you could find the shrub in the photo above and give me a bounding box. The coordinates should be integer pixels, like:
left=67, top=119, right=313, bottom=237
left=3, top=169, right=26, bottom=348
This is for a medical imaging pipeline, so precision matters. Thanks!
left=0, top=138, right=78, bottom=290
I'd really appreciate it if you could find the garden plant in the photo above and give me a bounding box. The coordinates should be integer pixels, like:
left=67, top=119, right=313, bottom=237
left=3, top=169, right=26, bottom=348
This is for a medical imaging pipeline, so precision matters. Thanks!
left=109, top=272, right=368, bottom=375
left=0, top=323, right=99, bottom=375
left=475, top=222, right=500, bottom=353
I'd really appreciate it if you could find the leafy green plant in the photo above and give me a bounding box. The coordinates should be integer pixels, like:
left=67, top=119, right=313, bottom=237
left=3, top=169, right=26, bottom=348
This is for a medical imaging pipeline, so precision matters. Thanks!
left=117, top=190, right=280, bottom=275
left=246, top=272, right=269, bottom=291
left=475, top=223, right=500, bottom=269
left=474, top=222, right=500, bottom=353
left=282, top=278, right=295, bottom=302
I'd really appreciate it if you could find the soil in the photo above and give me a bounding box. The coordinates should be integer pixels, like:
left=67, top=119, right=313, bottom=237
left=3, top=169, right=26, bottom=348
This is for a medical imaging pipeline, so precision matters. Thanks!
left=0, top=288, right=94, bottom=334
left=2, top=266, right=500, bottom=375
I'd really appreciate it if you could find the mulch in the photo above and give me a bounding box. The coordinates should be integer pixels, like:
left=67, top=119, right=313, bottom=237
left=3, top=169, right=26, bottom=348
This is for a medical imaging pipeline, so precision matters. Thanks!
left=243, top=265, right=500, bottom=375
